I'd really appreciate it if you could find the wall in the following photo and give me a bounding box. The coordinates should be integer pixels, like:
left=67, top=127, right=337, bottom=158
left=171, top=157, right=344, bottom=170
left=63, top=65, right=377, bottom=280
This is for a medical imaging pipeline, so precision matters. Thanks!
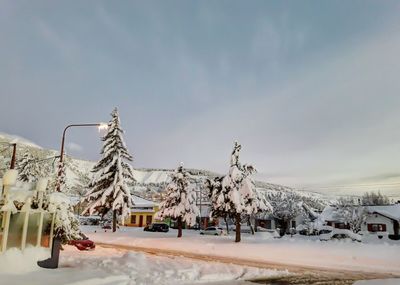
left=361, top=213, right=394, bottom=234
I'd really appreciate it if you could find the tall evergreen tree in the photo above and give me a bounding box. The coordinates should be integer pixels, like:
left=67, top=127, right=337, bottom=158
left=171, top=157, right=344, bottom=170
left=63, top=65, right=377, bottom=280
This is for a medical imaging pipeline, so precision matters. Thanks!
left=17, top=151, right=41, bottom=182
left=83, top=108, right=135, bottom=232
left=156, top=164, right=199, bottom=238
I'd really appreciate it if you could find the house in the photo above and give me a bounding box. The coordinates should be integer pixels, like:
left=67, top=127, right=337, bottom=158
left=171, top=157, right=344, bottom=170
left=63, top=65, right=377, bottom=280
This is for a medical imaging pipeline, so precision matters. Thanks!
left=319, top=205, right=350, bottom=229
left=125, top=195, right=159, bottom=227
left=255, top=213, right=307, bottom=234
left=362, top=205, right=400, bottom=240
left=194, top=188, right=217, bottom=229
left=256, top=213, right=277, bottom=230
left=318, top=204, right=400, bottom=240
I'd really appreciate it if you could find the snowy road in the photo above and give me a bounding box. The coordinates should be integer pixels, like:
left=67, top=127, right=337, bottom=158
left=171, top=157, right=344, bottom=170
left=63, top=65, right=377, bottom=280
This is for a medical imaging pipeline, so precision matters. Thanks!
left=84, top=226, right=400, bottom=277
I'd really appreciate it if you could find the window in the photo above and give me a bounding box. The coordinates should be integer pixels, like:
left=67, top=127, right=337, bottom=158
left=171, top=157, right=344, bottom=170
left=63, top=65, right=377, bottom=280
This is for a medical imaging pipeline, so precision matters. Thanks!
left=134, top=207, right=153, bottom=210
left=335, top=223, right=350, bottom=229
left=146, top=215, right=152, bottom=225
left=367, top=224, right=386, bottom=232
left=131, top=215, right=136, bottom=224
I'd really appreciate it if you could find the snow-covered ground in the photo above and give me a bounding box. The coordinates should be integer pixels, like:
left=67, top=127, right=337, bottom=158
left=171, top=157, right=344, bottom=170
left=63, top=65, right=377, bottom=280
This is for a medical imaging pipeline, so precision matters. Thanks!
left=1, top=226, right=399, bottom=285
left=83, top=226, right=400, bottom=276
left=0, top=245, right=288, bottom=285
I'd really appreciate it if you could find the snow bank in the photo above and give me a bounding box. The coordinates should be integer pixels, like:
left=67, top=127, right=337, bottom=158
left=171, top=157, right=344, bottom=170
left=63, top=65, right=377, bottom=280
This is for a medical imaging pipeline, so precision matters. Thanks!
left=0, top=247, right=50, bottom=274
left=1, top=246, right=289, bottom=285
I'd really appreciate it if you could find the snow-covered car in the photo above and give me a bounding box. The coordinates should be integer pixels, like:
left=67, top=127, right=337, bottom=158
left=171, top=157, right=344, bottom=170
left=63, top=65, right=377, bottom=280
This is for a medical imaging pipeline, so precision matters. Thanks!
left=143, top=223, right=169, bottom=232
left=101, top=223, right=112, bottom=229
left=200, top=227, right=225, bottom=236
left=68, top=233, right=96, bottom=251
left=319, top=229, right=362, bottom=242
left=232, top=225, right=253, bottom=233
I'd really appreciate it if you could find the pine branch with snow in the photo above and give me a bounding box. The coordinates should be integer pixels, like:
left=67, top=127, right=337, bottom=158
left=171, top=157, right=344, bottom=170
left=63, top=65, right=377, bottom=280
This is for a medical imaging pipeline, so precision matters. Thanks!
left=17, top=151, right=42, bottom=182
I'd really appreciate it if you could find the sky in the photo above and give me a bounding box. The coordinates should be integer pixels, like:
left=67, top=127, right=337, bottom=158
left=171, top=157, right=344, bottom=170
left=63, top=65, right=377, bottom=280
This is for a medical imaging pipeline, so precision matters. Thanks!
left=1, top=1, right=400, bottom=198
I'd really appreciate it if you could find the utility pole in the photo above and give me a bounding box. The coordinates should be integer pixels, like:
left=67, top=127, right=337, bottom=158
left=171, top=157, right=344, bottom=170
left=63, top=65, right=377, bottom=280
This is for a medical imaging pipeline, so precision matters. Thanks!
left=10, top=143, right=16, bottom=169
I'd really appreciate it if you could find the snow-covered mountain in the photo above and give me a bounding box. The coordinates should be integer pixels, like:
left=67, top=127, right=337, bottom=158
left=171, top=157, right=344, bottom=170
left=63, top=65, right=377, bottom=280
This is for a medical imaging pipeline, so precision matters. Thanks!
left=0, top=132, right=42, bottom=149
left=0, top=132, right=330, bottom=209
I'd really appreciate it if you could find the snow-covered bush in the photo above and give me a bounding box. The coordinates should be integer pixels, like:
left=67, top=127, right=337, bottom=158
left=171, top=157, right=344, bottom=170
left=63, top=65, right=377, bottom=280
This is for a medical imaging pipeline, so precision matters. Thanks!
left=156, top=164, right=199, bottom=238
left=48, top=192, right=81, bottom=244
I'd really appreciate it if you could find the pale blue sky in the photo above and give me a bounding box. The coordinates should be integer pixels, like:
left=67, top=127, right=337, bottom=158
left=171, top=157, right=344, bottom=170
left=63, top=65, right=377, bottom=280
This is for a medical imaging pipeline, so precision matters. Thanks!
left=1, top=1, right=400, bottom=196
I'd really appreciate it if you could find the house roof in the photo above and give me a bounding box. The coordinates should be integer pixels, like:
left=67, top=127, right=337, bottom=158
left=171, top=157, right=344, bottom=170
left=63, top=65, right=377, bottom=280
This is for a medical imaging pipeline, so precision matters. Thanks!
left=366, top=205, right=400, bottom=221
left=319, top=206, right=344, bottom=222
left=319, top=205, right=400, bottom=222
left=131, top=195, right=158, bottom=208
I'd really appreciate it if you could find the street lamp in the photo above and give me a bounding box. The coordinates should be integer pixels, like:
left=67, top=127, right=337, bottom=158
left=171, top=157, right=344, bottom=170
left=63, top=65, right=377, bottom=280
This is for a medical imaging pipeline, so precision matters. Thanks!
left=56, top=123, right=107, bottom=192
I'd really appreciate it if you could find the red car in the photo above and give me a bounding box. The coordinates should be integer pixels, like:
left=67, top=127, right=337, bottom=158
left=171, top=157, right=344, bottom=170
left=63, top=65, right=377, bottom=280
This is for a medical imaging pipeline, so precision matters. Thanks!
left=68, top=233, right=96, bottom=251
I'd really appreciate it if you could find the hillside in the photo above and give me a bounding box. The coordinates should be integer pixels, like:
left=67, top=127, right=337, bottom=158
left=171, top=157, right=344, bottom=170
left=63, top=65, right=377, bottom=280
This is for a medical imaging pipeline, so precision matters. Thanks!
left=0, top=132, right=329, bottom=209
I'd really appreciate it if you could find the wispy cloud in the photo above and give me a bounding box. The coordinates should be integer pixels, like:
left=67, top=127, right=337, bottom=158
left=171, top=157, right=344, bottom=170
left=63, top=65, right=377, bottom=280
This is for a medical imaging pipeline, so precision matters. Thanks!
left=67, top=142, right=83, bottom=153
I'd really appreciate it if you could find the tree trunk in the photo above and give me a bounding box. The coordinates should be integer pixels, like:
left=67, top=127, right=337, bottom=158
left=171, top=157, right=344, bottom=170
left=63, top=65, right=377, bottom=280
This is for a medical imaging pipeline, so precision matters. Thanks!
left=224, top=216, right=229, bottom=234
left=235, top=213, right=241, bottom=242
left=112, top=209, right=117, bottom=232
left=177, top=217, right=183, bottom=238
left=279, top=219, right=288, bottom=237
left=248, top=217, right=255, bottom=235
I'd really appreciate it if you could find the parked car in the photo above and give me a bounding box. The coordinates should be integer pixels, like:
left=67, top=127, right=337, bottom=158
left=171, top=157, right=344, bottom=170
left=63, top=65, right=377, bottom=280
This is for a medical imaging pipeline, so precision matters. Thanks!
left=68, top=233, right=96, bottom=251
left=318, top=225, right=334, bottom=235
left=101, top=222, right=112, bottom=229
left=319, top=229, right=362, bottom=242
left=190, top=224, right=201, bottom=230
left=200, top=226, right=225, bottom=236
left=144, top=223, right=169, bottom=232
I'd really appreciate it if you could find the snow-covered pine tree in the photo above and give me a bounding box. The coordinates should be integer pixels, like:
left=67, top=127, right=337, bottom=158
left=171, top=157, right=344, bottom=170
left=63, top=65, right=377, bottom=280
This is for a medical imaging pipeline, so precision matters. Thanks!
left=220, top=142, right=271, bottom=242
left=17, top=151, right=41, bottom=182
left=206, top=176, right=232, bottom=233
left=82, top=108, right=135, bottom=232
left=156, top=164, right=199, bottom=238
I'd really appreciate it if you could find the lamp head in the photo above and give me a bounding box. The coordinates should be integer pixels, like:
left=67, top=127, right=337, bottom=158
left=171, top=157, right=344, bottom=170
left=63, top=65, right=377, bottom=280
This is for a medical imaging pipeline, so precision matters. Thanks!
left=98, top=123, right=108, bottom=131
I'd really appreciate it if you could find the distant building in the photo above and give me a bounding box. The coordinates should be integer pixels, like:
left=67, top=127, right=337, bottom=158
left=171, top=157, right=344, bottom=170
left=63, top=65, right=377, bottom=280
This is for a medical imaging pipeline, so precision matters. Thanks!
left=319, top=206, right=351, bottom=229
left=362, top=205, right=400, bottom=239
left=125, top=195, right=159, bottom=227
left=318, top=204, right=400, bottom=240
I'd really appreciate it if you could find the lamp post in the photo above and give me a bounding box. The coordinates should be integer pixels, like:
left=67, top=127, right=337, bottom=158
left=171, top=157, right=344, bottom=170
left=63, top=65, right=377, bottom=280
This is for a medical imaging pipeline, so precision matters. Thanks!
left=56, top=123, right=107, bottom=192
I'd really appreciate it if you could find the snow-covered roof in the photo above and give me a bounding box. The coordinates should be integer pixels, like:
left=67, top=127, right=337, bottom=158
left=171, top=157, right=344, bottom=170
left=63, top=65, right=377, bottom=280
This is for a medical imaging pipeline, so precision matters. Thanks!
left=366, top=205, right=400, bottom=221
left=131, top=195, right=157, bottom=208
left=319, top=206, right=343, bottom=222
